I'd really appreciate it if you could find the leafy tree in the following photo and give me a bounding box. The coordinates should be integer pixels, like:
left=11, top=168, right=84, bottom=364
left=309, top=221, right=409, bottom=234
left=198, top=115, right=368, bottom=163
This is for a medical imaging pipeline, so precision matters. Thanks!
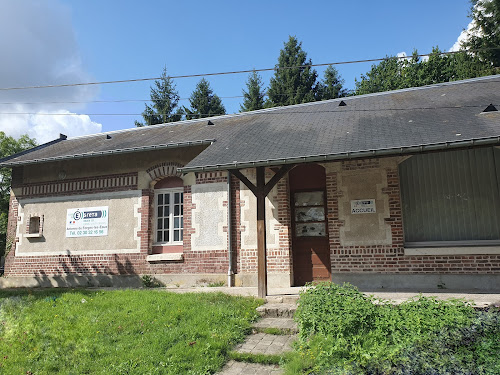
left=184, top=78, right=226, bottom=119
left=461, top=0, right=500, bottom=67
left=0, top=132, right=37, bottom=256
left=135, top=67, right=183, bottom=127
left=267, top=36, right=318, bottom=107
left=240, top=70, right=265, bottom=112
left=355, top=56, right=404, bottom=95
left=315, top=65, right=347, bottom=100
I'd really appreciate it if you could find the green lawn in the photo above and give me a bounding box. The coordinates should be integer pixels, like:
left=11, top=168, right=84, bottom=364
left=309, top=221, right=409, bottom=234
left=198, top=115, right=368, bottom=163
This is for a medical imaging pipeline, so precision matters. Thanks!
left=0, top=289, right=262, bottom=374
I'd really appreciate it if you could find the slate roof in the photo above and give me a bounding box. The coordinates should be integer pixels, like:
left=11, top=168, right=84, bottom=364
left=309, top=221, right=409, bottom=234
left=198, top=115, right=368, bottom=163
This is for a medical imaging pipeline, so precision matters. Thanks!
left=1, top=75, right=500, bottom=172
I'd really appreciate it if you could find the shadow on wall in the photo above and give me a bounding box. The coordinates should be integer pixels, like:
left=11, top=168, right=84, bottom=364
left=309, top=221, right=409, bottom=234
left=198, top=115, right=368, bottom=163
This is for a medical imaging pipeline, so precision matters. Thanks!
left=32, top=254, right=143, bottom=288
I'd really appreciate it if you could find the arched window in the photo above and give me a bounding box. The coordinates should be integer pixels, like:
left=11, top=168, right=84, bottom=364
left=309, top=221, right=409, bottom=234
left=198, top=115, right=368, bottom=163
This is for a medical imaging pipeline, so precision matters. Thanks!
left=399, top=147, right=500, bottom=247
left=154, top=177, right=184, bottom=245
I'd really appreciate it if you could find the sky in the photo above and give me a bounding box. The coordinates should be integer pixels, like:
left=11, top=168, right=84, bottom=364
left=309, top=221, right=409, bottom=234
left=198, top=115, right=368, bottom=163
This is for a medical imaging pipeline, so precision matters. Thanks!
left=0, top=0, right=476, bottom=144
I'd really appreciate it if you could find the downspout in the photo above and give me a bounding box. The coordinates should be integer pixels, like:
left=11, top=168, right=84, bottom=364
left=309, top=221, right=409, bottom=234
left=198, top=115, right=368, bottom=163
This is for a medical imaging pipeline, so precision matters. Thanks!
left=227, top=171, right=234, bottom=287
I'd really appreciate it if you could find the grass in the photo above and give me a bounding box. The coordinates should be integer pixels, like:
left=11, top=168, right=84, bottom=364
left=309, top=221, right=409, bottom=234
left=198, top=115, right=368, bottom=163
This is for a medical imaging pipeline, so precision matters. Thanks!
left=287, top=282, right=500, bottom=375
left=0, top=289, right=262, bottom=374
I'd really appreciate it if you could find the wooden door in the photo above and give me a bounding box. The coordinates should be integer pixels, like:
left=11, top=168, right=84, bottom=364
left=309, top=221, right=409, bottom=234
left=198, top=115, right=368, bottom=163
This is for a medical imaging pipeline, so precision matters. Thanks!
left=289, top=164, right=331, bottom=286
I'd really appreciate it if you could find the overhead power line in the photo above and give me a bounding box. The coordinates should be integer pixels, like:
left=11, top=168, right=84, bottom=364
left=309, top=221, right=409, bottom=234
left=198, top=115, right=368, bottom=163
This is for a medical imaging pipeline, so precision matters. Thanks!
left=0, top=47, right=498, bottom=92
left=1, top=104, right=497, bottom=116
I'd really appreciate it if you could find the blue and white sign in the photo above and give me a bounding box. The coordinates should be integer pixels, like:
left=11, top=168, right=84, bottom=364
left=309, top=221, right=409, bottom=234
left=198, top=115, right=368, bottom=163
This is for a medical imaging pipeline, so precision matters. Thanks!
left=66, top=206, right=109, bottom=237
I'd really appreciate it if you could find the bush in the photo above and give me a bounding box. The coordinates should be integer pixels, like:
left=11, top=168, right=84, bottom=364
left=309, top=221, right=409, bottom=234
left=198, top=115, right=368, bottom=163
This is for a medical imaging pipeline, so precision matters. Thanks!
left=289, top=282, right=499, bottom=374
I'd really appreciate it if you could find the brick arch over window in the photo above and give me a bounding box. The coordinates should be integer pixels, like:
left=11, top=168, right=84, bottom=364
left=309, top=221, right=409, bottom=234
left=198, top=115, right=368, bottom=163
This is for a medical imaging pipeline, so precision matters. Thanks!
left=146, top=162, right=184, bottom=187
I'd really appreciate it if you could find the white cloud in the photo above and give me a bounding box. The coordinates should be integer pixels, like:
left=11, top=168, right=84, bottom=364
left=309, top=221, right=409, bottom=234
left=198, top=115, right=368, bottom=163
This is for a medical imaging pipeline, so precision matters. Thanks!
left=0, top=0, right=102, bottom=143
left=449, top=0, right=488, bottom=52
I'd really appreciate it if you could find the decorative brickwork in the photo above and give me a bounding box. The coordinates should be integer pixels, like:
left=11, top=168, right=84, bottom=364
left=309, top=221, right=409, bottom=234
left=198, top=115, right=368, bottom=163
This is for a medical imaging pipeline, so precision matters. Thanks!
left=20, top=172, right=138, bottom=198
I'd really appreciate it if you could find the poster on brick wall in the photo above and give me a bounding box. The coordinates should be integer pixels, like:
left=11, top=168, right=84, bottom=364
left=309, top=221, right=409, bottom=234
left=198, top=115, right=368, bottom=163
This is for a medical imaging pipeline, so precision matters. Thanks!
left=66, top=206, right=109, bottom=237
left=350, top=199, right=376, bottom=214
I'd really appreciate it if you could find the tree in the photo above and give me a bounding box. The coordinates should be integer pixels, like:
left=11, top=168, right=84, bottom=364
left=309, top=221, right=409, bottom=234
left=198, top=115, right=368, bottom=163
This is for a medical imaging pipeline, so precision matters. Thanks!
left=461, top=0, right=500, bottom=68
left=355, top=56, right=404, bottom=95
left=135, top=67, right=183, bottom=127
left=184, top=78, right=226, bottom=120
left=240, top=70, right=265, bottom=112
left=315, top=65, right=347, bottom=100
left=267, top=36, right=318, bottom=107
left=0, top=132, right=37, bottom=256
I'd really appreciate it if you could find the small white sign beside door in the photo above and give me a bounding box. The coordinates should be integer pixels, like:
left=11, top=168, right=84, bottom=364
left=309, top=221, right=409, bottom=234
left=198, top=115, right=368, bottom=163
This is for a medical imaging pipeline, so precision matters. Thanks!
left=351, top=199, right=376, bottom=214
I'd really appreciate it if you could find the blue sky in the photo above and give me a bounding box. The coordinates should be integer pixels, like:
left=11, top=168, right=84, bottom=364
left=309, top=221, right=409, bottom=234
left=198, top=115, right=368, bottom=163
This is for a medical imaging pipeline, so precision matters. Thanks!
left=0, top=0, right=474, bottom=142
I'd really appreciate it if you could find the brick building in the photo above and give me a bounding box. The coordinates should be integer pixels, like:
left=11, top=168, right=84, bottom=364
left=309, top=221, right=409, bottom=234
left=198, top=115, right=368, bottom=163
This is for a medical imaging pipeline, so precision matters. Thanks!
left=1, top=75, right=499, bottom=292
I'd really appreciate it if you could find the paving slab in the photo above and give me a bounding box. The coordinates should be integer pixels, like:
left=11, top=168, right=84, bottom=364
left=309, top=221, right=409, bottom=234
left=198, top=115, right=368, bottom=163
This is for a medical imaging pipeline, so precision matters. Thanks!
left=234, top=332, right=296, bottom=355
left=218, top=360, right=283, bottom=375
left=253, top=317, right=298, bottom=333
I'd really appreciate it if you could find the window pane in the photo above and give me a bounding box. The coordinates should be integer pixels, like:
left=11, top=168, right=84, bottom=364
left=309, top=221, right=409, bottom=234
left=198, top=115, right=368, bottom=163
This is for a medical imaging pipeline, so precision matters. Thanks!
left=296, top=223, right=326, bottom=237
left=295, top=207, right=325, bottom=222
left=163, top=206, right=169, bottom=216
left=165, top=194, right=170, bottom=204
left=158, top=194, right=163, bottom=205
left=294, top=191, right=324, bottom=207
left=180, top=217, right=183, bottom=229
left=156, top=231, right=162, bottom=242
left=174, top=230, right=180, bottom=242
left=157, top=206, right=163, bottom=217
left=181, top=193, right=184, bottom=203
left=164, top=230, right=169, bottom=242
left=181, top=205, right=184, bottom=215
left=174, top=205, right=180, bottom=216
left=164, top=218, right=169, bottom=230
left=174, top=217, right=180, bottom=229
left=157, top=218, right=162, bottom=230
left=174, top=193, right=180, bottom=204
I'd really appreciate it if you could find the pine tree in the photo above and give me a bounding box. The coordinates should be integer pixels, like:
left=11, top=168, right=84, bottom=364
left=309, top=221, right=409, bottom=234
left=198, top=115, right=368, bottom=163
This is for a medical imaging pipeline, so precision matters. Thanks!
left=315, top=65, right=347, bottom=100
left=135, top=67, right=183, bottom=127
left=267, top=36, right=318, bottom=107
left=240, top=71, right=265, bottom=112
left=184, top=78, right=226, bottom=120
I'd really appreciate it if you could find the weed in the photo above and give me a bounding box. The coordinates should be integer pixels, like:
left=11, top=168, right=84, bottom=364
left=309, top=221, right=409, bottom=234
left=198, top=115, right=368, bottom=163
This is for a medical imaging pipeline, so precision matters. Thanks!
left=140, top=275, right=163, bottom=288
left=207, top=281, right=226, bottom=287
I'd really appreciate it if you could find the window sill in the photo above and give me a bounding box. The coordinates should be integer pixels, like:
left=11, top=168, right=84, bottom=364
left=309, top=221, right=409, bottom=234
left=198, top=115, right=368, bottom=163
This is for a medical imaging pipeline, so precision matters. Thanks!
left=24, top=233, right=43, bottom=238
left=146, top=253, right=184, bottom=262
left=404, top=246, right=500, bottom=256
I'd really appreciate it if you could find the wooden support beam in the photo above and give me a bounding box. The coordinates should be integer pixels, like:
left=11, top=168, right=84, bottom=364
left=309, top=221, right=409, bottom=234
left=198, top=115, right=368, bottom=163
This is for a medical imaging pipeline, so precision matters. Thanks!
left=228, top=164, right=294, bottom=298
left=256, top=166, right=267, bottom=298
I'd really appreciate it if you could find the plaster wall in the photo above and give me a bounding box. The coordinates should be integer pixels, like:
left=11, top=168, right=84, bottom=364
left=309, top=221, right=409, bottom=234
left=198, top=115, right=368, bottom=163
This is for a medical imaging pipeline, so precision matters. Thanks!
left=191, top=182, right=228, bottom=251
left=337, top=159, right=393, bottom=246
left=19, top=146, right=206, bottom=187
left=15, top=191, right=142, bottom=256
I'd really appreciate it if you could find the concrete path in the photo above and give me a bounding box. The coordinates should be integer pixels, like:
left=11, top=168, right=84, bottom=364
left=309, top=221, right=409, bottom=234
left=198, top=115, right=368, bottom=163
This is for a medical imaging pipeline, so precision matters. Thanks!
left=165, top=286, right=500, bottom=307
left=234, top=332, right=296, bottom=355
left=219, top=361, right=283, bottom=375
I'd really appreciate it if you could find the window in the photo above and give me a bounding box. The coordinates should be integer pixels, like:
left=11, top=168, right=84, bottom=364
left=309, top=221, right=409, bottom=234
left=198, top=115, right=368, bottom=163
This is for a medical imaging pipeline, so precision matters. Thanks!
left=154, top=189, right=184, bottom=244
left=399, top=147, right=500, bottom=247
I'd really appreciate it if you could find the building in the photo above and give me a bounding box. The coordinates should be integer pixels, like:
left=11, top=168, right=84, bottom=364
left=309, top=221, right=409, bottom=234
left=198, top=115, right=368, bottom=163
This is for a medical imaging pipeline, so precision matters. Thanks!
left=1, top=75, right=499, bottom=293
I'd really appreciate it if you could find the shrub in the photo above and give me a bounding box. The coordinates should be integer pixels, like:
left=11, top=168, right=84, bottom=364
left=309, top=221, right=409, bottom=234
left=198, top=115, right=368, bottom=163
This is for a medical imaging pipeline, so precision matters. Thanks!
left=289, top=282, right=499, bottom=375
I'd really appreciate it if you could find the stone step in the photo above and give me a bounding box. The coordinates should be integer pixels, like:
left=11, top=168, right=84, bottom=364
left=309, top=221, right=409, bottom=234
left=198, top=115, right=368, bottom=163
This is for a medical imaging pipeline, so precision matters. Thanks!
left=218, top=360, right=283, bottom=375
left=265, top=295, right=299, bottom=304
left=256, top=303, right=297, bottom=318
left=252, top=317, right=298, bottom=334
left=234, top=332, right=296, bottom=355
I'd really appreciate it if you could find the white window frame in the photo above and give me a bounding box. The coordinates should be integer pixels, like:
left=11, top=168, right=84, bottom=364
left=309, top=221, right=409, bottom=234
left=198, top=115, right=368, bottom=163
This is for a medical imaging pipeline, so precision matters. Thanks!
left=154, top=188, right=184, bottom=246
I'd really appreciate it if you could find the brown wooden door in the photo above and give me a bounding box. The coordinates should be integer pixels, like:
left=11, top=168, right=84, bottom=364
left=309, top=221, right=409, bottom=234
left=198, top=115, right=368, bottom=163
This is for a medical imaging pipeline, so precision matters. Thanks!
left=289, top=164, right=331, bottom=286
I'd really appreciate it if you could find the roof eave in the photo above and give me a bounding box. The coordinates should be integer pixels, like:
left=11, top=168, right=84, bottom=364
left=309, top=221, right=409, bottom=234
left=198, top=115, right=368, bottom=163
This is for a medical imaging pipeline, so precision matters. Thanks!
left=0, top=139, right=215, bottom=168
left=179, top=136, right=500, bottom=173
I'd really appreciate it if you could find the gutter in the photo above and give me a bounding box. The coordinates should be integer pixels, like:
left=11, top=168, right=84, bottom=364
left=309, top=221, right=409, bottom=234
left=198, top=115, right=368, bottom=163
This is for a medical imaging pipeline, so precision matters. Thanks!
left=0, top=139, right=215, bottom=168
left=0, top=133, right=67, bottom=165
left=179, top=136, right=500, bottom=173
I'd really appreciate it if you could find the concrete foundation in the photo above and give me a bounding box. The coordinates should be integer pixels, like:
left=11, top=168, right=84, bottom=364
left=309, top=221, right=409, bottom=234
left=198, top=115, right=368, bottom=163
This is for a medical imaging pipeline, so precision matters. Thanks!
left=332, top=273, right=500, bottom=292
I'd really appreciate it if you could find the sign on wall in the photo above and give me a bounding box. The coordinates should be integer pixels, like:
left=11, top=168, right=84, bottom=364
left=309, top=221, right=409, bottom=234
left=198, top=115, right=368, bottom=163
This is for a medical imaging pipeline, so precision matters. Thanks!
left=66, top=206, right=109, bottom=237
left=351, top=199, right=376, bottom=214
